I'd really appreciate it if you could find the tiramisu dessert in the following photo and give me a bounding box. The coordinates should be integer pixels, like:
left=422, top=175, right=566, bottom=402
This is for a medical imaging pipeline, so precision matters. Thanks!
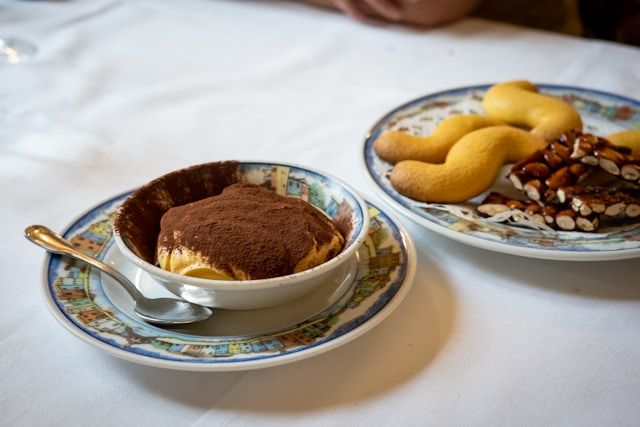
left=156, top=183, right=345, bottom=280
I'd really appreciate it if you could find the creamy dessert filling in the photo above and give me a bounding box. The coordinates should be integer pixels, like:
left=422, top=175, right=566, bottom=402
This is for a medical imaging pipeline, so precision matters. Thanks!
left=156, top=183, right=344, bottom=280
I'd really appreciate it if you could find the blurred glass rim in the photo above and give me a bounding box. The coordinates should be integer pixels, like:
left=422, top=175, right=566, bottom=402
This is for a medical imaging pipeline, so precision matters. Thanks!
left=0, top=37, right=37, bottom=64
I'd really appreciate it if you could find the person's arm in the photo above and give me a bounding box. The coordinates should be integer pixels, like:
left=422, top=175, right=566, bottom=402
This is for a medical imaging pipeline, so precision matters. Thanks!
left=305, top=0, right=481, bottom=27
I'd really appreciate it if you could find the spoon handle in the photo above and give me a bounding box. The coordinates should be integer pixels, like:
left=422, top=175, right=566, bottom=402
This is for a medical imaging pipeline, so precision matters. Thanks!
left=24, top=225, right=144, bottom=301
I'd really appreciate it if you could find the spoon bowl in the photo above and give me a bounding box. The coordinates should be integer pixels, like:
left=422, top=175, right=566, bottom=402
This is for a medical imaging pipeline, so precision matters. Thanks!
left=24, top=225, right=213, bottom=325
left=134, top=298, right=213, bottom=325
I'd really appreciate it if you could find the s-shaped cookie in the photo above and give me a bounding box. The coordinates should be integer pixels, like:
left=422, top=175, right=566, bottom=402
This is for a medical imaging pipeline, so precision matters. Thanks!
left=482, top=81, right=583, bottom=141
left=390, top=126, right=547, bottom=203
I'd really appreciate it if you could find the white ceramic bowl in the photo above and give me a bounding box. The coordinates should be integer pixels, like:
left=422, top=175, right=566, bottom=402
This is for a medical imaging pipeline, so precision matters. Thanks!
left=113, top=161, right=369, bottom=310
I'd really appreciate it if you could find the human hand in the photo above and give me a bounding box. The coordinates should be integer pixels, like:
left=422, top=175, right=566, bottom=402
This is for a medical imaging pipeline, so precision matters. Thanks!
left=307, top=0, right=480, bottom=27
left=332, top=0, right=404, bottom=23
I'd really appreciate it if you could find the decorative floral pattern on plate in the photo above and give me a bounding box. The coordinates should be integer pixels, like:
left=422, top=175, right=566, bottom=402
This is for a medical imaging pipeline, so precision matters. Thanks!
left=44, top=193, right=415, bottom=370
left=363, top=84, right=640, bottom=260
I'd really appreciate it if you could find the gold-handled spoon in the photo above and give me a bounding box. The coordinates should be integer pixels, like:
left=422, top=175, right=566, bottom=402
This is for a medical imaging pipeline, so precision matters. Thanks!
left=25, top=225, right=213, bottom=325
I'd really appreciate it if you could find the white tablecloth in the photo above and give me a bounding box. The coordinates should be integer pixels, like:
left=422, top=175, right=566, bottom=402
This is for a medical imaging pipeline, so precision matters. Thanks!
left=2, top=1, right=639, bottom=425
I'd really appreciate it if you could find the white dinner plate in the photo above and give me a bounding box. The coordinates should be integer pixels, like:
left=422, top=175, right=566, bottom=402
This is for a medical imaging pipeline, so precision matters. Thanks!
left=363, top=83, right=640, bottom=261
left=42, top=192, right=416, bottom=371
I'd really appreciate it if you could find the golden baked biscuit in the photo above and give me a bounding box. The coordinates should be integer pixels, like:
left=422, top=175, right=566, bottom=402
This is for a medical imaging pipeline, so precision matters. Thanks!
left=606, top=129, right=640, bottom=157
left=390, top=126, right=547, bottom=203
left=482, top=81, right=582, bottom=141
left=373, top=114, right=503, bottom=164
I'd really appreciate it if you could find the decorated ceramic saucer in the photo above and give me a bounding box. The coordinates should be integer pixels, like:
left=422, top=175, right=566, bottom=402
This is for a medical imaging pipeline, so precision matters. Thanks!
left=363, top=84, right=640, bottom=261
left=43, top=192, right=416, bottom=371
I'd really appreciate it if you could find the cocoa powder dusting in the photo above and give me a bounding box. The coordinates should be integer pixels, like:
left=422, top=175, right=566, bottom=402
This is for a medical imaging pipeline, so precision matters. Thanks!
left=114, top=161, right=239, bottom=263
left=158, top=184, right=344, bottom=279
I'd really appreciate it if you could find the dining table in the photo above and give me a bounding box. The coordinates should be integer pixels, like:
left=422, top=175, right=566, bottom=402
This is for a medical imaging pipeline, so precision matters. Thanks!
left=2, top=0, right=640, bottom=425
